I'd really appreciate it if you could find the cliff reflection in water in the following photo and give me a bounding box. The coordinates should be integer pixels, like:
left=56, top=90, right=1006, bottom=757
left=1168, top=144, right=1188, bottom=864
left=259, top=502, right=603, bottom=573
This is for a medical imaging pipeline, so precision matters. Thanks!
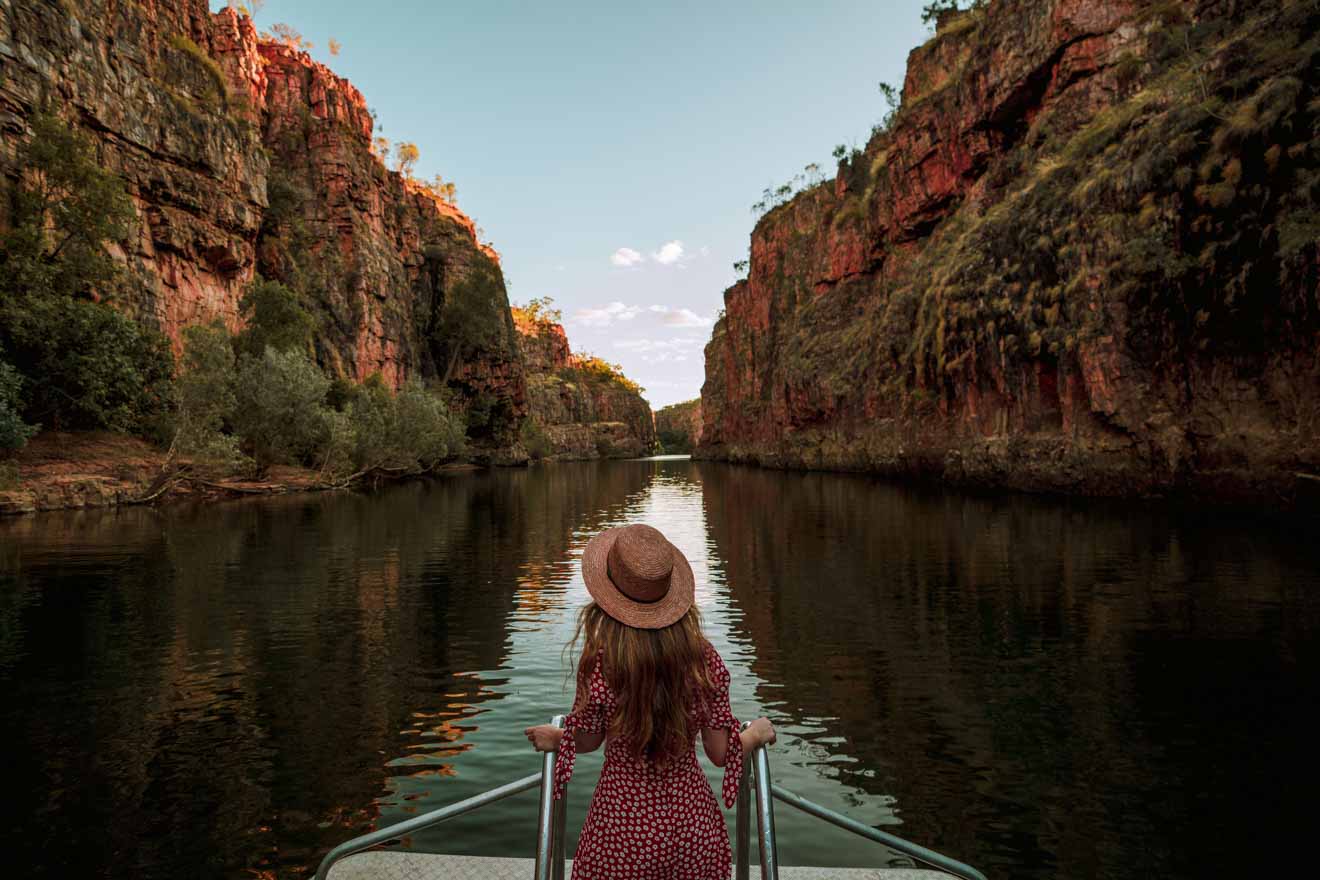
left=1, top=459, right=1317, bottom=880
left=698, top=462, right=1320, bottom=880
left=0, top=463, right=651, bottom=880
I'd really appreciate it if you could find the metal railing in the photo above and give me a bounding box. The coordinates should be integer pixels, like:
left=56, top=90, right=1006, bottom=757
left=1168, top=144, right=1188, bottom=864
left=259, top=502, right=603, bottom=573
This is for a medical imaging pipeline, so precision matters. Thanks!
left=314, top=714, right=986, bottom=880
left=313, top=715, right=568, bottom=880
left=734, top=723, right=988, bottom=880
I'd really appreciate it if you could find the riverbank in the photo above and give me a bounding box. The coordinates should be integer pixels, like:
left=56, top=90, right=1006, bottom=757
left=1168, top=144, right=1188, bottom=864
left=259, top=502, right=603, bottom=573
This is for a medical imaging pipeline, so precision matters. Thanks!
left=0, top=432, right=481, bottom=516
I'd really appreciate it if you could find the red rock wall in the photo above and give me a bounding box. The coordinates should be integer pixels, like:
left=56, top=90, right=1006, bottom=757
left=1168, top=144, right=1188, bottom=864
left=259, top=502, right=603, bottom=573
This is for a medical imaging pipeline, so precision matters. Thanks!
left=514, top=316, right=657, bottom=458
left=698, top=0, right=1320, bottom=504
left=0, top=1, right=268, bottom=340
left=0, top=0, right=526, bottom=449
left=655, top=399, right=702, bottom=452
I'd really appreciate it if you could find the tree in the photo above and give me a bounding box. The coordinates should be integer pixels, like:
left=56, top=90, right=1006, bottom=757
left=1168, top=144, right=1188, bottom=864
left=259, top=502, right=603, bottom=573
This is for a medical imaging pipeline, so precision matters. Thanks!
left=877, top=81, right=901, bottom=131
left=234, top=277, right=314, bottom=358
left=921, top=0, right=983, bottom=28
left=420, top=174, right=457, bottom=206
left=2, top=296, right=174, bottom=433
left=231, top=347, right=332, bottom=469
left=394, top=142, right=420, bottom=178
left=0, top=112, right=134, bottom=302
left=832, top=144, right=847, bottom=160
left=515, top=296, right=562, bottom=326
left=0, top=352, right=38, bottom=453
left=436, top=264, right=505, bottom=382
left=327, top=38, right=342, bottom=57
left=349, top=379, right=463, bottom=472
left=267, top=23, right=313, bottom=51
left=0, top=112, right=173, bottom=435
left=176, top=322, right=245, bottom=466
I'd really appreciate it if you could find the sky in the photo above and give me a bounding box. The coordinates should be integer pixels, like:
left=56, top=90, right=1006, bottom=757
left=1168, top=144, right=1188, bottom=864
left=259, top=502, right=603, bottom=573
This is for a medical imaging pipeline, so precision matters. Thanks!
left=214, top=1, right=934, bottom=407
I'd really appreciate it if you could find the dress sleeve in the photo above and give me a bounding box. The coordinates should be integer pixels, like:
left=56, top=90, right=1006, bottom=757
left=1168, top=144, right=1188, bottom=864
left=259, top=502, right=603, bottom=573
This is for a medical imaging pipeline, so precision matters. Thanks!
left=704, top=645, right=743, bottom=809
left=552, top=654, right=605, bottom=801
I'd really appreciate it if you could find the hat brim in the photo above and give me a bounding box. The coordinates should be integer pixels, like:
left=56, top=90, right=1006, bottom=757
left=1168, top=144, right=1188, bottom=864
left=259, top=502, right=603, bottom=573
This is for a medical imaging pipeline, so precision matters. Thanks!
left=581, top=527, right=695, bottom=629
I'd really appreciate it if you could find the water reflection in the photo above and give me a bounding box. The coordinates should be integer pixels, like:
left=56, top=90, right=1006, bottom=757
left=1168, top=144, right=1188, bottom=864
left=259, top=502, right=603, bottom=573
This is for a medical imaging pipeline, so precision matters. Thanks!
left=698, top=463, right=1320, bottom=879
left=1, top=460, right=1317, bottom=880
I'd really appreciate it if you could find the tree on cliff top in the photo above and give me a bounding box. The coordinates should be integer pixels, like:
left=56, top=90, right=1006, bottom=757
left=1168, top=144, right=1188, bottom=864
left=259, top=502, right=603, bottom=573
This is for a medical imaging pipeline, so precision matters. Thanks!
left=394, top=142, right=420, bottom=177
left=512, top=296, right=562, bottom=327
left=921, top=1, right=985, bottom=29
left=265, top=23, right=313, bottom=51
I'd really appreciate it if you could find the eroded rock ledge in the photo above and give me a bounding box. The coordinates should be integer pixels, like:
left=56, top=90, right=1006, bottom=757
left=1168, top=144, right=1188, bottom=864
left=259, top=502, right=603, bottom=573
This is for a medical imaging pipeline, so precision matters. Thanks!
left=514, top=312, right=656, bottom=459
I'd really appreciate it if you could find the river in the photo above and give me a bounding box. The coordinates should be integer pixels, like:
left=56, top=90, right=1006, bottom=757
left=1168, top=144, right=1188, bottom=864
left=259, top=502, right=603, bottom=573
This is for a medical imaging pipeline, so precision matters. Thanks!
left=1, top=457, right=1316, bottom=879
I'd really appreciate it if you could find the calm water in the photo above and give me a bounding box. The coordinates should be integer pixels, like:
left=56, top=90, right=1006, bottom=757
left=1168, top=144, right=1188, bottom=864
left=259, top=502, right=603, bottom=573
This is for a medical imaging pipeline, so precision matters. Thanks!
left=1, top=459, right=1317, bottom=879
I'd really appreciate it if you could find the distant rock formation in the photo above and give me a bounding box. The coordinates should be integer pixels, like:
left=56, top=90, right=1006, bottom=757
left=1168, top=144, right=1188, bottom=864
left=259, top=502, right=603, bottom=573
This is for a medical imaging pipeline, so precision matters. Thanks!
left=655, top=400, right=702, bottom=454
left=513, top=309, right=656, bottom=459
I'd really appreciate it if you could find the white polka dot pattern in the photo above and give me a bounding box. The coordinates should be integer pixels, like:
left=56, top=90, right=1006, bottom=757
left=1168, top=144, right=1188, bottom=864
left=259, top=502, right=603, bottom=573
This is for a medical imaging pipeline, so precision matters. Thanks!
left=553, top=645, right=743, bottom=879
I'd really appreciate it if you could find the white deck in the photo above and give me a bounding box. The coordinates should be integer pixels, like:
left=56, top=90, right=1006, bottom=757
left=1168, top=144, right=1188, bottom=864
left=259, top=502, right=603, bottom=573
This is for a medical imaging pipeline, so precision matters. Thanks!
left=328, top=851, right=949, bottom=879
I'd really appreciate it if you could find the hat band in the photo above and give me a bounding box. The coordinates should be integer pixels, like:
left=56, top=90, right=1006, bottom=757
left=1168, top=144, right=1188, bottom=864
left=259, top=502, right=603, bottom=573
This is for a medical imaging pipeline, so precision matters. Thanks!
left=606, top=552, right=670, bottom=604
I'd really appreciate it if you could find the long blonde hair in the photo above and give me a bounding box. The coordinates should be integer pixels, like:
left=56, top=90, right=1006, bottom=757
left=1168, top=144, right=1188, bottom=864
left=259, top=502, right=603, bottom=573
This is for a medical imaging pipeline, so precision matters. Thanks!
left=569, top=602, right=712, bottom=763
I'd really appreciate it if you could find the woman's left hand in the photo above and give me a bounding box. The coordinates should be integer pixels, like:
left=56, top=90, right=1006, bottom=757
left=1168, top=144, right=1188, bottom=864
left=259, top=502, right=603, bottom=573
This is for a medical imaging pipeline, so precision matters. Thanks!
left=524, top=724, right=563, bottom=752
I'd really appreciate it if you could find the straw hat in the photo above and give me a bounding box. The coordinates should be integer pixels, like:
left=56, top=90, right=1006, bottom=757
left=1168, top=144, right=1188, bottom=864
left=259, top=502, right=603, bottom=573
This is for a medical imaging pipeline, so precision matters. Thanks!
left=581, top=524, right=695, bottom=629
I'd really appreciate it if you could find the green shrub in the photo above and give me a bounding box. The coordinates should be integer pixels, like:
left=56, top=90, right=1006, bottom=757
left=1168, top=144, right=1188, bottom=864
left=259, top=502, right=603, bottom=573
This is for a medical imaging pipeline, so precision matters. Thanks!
left=234, top=277, right=314, bottom=358
left=168, top=34, right=229, bottom=109
left=176, top=322, right=246, bottom=468
left=348, top=378, right=464, bottom=472
left=520, top=419, right=553, bottom=461
left=0, top=112, right=135, bottom=302
left=0, top=296, right=174, bottom=433
left=0, top=112, right=172, bottom=436
left=0, top=357, right=38, bottom=452
left=231, top=347, right=331, bottom=469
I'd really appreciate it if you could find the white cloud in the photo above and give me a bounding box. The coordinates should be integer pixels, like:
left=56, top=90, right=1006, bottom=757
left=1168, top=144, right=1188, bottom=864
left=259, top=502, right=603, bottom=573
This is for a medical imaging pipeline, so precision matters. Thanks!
left=639, top=305, right=714, bottom=328
left=651, top=240, right=684, bottom=265
left=610, top=247, right=644, bottom=267
left=612, top=336, right=704, bottom=364
left=573, top=301, right=642, bottom=327
left=660, top=307, right=712, bottom=328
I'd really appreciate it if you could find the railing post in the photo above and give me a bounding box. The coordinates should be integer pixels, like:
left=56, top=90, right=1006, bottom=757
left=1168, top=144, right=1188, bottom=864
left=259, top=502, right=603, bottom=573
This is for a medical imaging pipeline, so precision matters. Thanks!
left=735, top=745, right=751, bottom=880
left=533, top=714, right=566, bottom=880
left=751, top=743, right=779, bottom=880
left=553, top=781, right=568, bottom=880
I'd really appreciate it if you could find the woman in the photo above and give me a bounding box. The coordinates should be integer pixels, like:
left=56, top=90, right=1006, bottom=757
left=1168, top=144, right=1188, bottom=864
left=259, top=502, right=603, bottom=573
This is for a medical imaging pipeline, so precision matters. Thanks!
left=525, top=523, right=777, bottom=879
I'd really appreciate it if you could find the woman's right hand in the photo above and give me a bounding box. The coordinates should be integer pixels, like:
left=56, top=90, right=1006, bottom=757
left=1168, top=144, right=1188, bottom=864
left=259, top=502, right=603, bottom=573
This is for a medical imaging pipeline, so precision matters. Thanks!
left=747, top=716, right=776, bottom=748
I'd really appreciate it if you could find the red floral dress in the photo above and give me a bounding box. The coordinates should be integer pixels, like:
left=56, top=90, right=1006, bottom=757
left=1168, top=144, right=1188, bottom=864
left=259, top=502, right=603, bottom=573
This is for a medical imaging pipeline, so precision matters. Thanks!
left=553, top=643, right=743, bottom=880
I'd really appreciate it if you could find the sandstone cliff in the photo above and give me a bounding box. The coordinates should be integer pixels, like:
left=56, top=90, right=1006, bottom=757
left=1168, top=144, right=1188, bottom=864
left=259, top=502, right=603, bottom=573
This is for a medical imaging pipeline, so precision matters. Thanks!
left=655, top=399, right=702, bottom=453
left=0, top=0, right=525, bottom=453
left=698, top=0, right=1319, bottom=504
left=514, top=310, right=656, bottom=459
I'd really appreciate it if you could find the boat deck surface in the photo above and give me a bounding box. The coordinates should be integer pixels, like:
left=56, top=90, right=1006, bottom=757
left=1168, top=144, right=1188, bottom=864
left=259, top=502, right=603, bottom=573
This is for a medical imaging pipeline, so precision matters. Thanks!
left=328, top=851, right=948, bottom=879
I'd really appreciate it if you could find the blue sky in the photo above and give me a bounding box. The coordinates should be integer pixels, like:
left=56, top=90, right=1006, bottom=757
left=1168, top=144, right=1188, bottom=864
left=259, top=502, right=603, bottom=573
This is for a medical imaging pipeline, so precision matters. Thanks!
left=216, top=1, right=933, bottom=407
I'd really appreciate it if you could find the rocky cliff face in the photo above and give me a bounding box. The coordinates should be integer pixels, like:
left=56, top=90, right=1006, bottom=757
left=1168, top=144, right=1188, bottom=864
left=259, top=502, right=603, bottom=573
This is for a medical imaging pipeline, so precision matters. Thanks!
left=655, top=399, right=702, bottom=453
left=0, top=0, right=525, bottom=451
left=698, top=0, right=1320, bottom=504
left=514, top=311, right=656, bottom=459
